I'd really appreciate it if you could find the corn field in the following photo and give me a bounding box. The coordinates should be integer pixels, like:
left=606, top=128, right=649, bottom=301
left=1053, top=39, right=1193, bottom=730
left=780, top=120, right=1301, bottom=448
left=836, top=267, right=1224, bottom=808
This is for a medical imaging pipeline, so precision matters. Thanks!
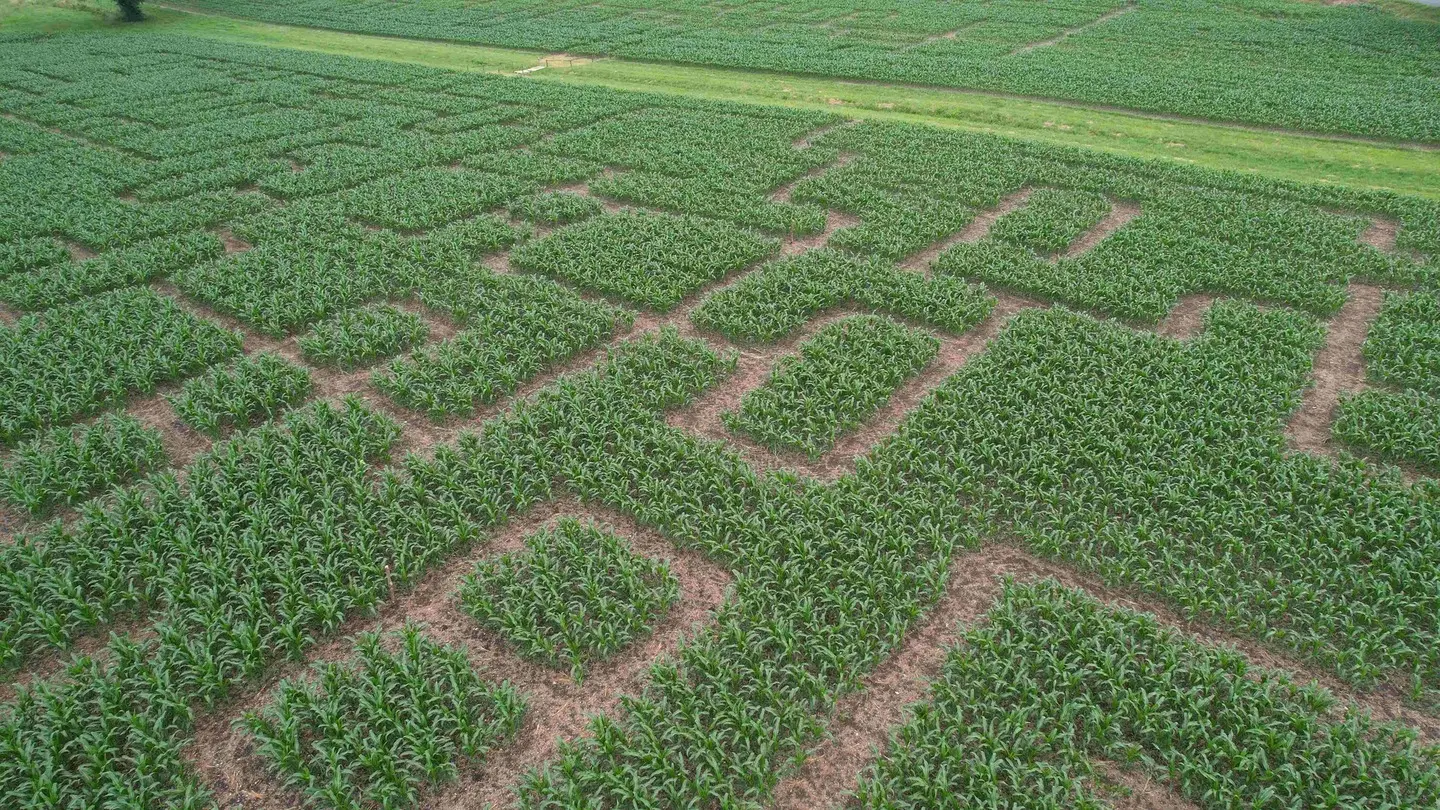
left=0, top=29, right=1438, bottom=810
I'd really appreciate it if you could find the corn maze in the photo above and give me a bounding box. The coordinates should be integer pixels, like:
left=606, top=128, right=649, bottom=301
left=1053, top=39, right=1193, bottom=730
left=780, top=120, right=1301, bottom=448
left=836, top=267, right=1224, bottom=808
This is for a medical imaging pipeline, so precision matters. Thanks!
left=1, top=30, right=1440, bottom=810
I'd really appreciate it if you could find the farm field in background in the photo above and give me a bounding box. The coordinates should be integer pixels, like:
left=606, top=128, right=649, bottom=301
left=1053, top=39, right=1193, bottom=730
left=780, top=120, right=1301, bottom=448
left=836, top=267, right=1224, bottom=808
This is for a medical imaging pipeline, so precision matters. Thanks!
left=1, top=15, right=1440, bottom=810
left=161, top=0, right=1440, bottom=142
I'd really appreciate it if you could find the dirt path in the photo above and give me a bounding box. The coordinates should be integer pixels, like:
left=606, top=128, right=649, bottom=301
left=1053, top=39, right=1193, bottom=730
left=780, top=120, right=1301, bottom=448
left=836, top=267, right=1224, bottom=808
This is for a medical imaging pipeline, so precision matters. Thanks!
left=769, top=542, right=1437, bottom=809
left=897, top=187, right=1033, bottom=272
left=1285, top=284, right=1384, bottom=456
left=666, top=293, right=1043, bottom=482
left=1060, top=199, right=1141, bottom=259
left=188, top=495, right=732, bottom=810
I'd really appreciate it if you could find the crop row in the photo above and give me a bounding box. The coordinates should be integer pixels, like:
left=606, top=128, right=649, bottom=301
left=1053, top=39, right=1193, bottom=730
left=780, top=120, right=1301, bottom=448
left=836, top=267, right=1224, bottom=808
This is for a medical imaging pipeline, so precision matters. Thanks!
left=1333, top=289, right=1440, bottom=472
left=244, top=625, right=525, bottom=810
left=692, top=248, right=994, bottom=342
left=0, top=287, right=241, bottom=445
left=460, top=517, right=679, bottom=683
left=162, top=0, right=1440, bottom=141
left=509, top=210, right=778, bottom=311
left=298, top=303, right=430, bottom=370
left=1, top=32, right=1439, bottom=810
left=855, top=580, right=1440, bottom=807
left=4, top=318, right=1440, bottom=806
left=724, top=314, right=940, bottom=458
left=377, top=267, right=628, bottom=417
left=0, top=231, right=222, bottom=311
left=3, top=35, right=1437, bottom=335
left=986, top=186, right=1110, bottom=255
left=0, top=414, right=166, bottom=516
left=169, top=353, right=314, bottom=437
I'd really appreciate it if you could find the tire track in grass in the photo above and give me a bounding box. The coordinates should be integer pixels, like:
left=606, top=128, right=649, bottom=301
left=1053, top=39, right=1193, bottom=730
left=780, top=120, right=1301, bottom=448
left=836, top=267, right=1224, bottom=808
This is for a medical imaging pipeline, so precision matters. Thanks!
left=770, top=541, right=1438, bottom=810
left=187, top=495, right=732, bottom=810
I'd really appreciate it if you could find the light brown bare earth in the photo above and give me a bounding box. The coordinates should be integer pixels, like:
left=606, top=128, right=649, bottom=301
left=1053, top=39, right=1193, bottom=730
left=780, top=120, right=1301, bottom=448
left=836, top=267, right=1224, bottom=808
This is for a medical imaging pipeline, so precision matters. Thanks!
left=1285, top=283, right=1385, bottom=456
left=188, top=495, right=732, bottom=810
left=1358, top=215, right=1400, bottom=252
left=64, top=240, right=97, bottom=263
left=1150, top=294, right=1215, bottom=341
left=791, top=119, right=859, bottom=150
left=898, top=187, right=1033, bottom=272
left=1060, top=199, right=1142, bottom=259
left=213, top=227, right=253, bottom=254
left=769, top=542, right=1437, bottom=810
left=668, top=293, right=1043, bottom=482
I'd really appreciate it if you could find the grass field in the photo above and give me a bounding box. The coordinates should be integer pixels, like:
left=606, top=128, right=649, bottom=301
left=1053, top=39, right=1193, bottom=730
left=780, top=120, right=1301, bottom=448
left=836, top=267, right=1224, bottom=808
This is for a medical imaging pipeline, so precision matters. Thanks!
left=2, top=3, right=1440, bottom=809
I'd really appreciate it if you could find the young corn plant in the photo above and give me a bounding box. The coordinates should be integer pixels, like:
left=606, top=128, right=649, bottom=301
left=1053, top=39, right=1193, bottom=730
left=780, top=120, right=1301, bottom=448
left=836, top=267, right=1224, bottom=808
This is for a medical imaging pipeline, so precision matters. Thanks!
left=987, top=187, right=1111, bottom=255
left=854, top=580, right=1440, bottom=808
left=460, top=518, right=679, bottom=682
left=724, top=314, right=939, bottom=458
left=0, top=414, right=166, bottom=515
left=509, top=210, right=777, bottom=311
left=691, top=248, right=993, bottom=342
left=299, top=303, right=429, bottom=370
left=507, top=191, right=604, bottom=226
left=169, top=353, right=313, bottom=437
left=0, top=286, right=242, bottom=445
left=243, top=625, right=526, bottom=810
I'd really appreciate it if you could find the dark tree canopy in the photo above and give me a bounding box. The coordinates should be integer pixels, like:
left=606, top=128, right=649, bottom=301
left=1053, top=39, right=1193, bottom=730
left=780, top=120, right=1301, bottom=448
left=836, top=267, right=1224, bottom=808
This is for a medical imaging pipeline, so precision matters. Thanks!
left=116, top=0, right=143, bottom=21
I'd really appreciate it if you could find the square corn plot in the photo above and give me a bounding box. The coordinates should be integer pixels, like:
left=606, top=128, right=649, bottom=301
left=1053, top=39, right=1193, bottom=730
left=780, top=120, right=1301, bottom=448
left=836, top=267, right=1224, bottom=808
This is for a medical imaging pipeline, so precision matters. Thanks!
left=509, top=209, right=777, bottom=310
left=461, top=517, right=680, bottom=682
left=242, top=626, right=525, bottom=810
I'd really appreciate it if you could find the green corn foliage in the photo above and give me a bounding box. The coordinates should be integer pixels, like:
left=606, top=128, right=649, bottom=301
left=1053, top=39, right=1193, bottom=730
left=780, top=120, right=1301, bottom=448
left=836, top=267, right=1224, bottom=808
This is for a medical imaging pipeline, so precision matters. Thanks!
left=330, top=166, right=531, bottom=232
left=1334, top=390, right=1440, bottom=474
left=1332, top=290, right=1440, bottom=472
left=174, top=207, right=524, bottom=336
left=243, top=626, right=525, bottom=810
left=160, top=0, right=1440, bottom=141
left=0, top=286, right=242, bottom=445
left=0, top=413, right=166, bottom=515
left=507, top=191, right=605, bottom=226
left=169, top=352, right=313, bottom=437
left=693, top=247, right=994, bottom=342
left=509, top=210, right=778, bottom=311
left=461, top=518, right=679, bottom=682
left=0, top=237, right=69, bottom=278
left=460, top=149, right=600, bottom=185
left=2, top=33, right=1440, bottom=810
left=375, top=268, right=628, bottom=417
left=1362, top=289, right=1440, bottom=396
left=724, top=314, right=939, bottom=458
left=854, top=580, right=1440, bottom=808
left=299, top=303, right=429, bottom=370
left=0, top=231, right=223, bottom=311
left=987, top=187, right=1110, bottom=255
